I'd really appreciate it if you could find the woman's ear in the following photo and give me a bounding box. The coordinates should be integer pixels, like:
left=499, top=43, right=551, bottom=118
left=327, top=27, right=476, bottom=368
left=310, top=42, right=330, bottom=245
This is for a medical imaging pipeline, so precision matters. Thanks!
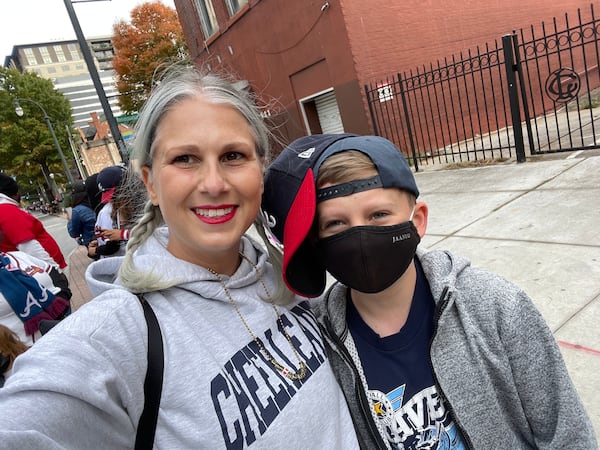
left=141, top=166, right=159, bottom=206
left=412, top=201, right=428, bottom=238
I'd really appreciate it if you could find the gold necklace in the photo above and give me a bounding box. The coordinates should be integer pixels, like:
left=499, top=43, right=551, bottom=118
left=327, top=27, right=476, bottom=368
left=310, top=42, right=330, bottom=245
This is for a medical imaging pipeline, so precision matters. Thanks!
left=206, top=253, right=307, bottom=381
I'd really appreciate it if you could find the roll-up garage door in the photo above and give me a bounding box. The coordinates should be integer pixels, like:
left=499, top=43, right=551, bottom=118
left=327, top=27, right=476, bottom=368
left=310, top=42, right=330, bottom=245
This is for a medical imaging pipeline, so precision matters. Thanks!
left=315, top=91, right=344, bottom=134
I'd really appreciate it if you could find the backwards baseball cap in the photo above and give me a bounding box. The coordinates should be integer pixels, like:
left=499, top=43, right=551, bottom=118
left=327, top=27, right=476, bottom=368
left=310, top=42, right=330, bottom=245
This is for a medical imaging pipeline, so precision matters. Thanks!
left=262, top=134, right=419, bottom=298
left=97, top=165, right=125, bottom=204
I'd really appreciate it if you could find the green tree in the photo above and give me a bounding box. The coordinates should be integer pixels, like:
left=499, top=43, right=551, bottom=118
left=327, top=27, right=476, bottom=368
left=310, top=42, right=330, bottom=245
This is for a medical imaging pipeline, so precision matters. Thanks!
left=0, top=67, right=74, bottom=200
left=112, top=1, right=189, bottom=113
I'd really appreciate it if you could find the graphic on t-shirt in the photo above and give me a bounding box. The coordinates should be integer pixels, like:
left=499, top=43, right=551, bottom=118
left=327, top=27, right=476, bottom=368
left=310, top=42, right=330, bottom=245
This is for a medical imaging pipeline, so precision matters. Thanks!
left=368, top=385, right=467, bottom=450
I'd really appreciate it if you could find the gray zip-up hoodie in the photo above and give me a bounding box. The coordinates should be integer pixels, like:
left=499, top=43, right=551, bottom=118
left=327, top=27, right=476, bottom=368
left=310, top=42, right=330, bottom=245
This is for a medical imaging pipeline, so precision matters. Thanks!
left=314, top=248, right=597, bottom=449
left=0, top=227, right=360, bottom=449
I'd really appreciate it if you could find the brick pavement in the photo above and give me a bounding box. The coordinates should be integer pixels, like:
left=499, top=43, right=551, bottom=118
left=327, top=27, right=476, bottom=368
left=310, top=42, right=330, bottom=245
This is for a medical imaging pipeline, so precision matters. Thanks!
left=66, top=246, right=93, bottom=311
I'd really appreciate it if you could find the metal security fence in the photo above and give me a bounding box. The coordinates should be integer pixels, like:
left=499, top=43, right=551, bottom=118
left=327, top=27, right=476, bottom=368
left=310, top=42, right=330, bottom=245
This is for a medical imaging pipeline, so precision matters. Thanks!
left=516, top=6, right=600, bottom=154
left=366, top=4, right=600, bottom=170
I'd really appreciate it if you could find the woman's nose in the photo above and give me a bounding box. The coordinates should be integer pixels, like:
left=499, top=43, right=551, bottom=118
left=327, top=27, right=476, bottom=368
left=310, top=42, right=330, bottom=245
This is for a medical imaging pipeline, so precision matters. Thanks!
left=198, top=162, right=227, bottom=195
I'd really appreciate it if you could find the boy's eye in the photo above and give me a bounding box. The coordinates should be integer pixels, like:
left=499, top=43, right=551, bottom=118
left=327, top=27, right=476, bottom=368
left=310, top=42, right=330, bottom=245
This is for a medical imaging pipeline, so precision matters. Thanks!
left=372, top=211, right=389, bottom=220
left=321, top=219, right=344, bottom=230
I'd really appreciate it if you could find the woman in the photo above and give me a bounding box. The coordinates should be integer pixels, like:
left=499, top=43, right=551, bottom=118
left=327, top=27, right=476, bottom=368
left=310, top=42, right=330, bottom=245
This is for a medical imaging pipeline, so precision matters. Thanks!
left=0, top=68, right=359, bottom=449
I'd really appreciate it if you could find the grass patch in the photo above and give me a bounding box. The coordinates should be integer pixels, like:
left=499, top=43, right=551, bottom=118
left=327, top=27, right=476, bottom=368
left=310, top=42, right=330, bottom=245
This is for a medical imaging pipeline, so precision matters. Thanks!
left=443, top=157, right=510, bottom=169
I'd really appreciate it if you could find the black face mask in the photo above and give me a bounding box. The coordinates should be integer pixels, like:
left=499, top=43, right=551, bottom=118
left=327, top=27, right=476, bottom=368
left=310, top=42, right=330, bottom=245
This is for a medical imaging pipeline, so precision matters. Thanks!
left=316, top=221, right=420, bottom=293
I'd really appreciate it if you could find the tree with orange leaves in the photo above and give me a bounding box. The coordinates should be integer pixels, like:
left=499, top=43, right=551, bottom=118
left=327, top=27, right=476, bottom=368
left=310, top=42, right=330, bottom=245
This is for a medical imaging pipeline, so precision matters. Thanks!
left=112, top=1, right=189, bottom=114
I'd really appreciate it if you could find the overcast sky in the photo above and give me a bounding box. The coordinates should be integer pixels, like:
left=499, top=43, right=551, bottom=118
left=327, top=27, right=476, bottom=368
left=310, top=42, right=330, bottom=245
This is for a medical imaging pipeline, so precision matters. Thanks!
left=1, top=0, right=176, bottom=59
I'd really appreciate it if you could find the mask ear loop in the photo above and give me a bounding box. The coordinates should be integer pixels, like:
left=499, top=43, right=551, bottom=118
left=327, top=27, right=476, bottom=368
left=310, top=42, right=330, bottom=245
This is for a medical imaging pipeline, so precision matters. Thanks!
left=408, top=206, right=416, bottom=222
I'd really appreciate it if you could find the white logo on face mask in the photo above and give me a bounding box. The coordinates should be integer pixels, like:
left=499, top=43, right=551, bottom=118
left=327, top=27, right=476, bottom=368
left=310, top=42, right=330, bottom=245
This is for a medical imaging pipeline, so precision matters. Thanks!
left=298, top=147, right=315, bottom=158
left=392, top=233, right=411, bottom=243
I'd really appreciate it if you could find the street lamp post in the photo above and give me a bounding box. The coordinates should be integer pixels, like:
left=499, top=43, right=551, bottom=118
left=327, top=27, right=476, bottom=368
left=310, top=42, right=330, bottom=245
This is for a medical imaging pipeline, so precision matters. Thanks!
left=14, top=98, right=75, bottom=185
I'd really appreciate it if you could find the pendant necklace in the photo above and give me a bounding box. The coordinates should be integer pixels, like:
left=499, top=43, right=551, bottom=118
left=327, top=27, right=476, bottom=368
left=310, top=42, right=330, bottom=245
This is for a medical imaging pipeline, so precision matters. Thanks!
left=206, top=252, right=307, bottom=381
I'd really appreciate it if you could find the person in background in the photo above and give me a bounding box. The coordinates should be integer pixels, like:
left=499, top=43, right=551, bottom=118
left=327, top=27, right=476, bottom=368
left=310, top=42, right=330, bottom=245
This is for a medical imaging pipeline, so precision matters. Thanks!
left=0, top=325, right=29, bottom=388
left=0, top=249, right=71, bottom=346
left=84, top=172, right=102, bottom=216
left=0, top=173, right=67, bottom=271
left=87, top=165, right=128, bottom=259
left=0, top=67, right=360, bottom=449
left=96, top=168, right=140, bottom=244
left=66, top=180, right=96, bottom=248
left=261, top=133, right=597, bottom=449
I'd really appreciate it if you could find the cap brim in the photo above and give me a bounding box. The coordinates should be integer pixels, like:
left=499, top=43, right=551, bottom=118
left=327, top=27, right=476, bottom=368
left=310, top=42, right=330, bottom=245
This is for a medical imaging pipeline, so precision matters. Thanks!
left=101, top=188, right=116, bottom=204
left=282, top=169, right=326, bottom=297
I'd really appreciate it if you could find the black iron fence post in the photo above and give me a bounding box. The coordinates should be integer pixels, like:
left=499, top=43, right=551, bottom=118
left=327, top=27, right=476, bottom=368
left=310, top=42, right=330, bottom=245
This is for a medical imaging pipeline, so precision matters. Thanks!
left=502, top=34, right=527, bottom=162
left=511, top=33, right=535, bottom=155
left=398, top=73, right=420, bottom=171
left=364, top=84, right=380, bottom=136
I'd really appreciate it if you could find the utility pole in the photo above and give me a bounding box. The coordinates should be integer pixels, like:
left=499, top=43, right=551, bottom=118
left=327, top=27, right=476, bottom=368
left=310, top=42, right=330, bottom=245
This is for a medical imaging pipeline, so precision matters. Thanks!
left=63, top=0, right=129, bottom=164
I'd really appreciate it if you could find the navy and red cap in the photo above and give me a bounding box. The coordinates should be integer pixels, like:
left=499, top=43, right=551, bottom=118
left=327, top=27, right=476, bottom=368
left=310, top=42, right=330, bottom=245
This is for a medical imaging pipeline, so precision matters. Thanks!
left=97, top=165, right=126, bottom=204
left=262, top=133, right=419, bottom=298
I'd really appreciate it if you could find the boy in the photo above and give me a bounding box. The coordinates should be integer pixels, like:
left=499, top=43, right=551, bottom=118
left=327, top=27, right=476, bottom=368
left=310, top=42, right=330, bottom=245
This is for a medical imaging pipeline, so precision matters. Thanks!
left=262, top=134, right=597, bottom=449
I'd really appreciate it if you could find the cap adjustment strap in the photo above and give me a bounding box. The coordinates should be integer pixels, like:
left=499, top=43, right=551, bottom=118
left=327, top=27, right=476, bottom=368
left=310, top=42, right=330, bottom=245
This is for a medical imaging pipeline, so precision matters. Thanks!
left=316, top=175, right=382, bottom=203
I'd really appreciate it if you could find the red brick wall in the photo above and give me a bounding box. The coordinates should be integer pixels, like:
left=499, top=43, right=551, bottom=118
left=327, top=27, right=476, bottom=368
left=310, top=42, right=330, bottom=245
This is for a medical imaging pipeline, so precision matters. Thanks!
left=342, top=0, right=594, bottom=87
left=174, top=0, right=598, bottom=142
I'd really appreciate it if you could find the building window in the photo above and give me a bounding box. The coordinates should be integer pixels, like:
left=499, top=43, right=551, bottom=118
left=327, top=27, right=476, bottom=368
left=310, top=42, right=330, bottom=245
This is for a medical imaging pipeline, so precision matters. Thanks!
left=23, top=48, right=37, bottom=66
left=54, top=45, right=67, bottom=62
left=194, top=0, right=218, bottom=38
left=47, top=67, right=57, bottom=74
left=225, top=0, right=248, bottom=16
left=62, top=65, right=70, bottom=72
left=39, top=47, right=53, bottom=64
left=68, top=43, right=81, bottom=60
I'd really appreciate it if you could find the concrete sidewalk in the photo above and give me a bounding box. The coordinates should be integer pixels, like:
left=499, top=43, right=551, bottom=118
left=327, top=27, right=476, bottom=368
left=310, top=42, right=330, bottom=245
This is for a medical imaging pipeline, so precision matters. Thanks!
left=67, top=245, right=93, bottom=311
left=416, top=151, right=600, bottom=439
left=66, top=150, right=600, bottom=439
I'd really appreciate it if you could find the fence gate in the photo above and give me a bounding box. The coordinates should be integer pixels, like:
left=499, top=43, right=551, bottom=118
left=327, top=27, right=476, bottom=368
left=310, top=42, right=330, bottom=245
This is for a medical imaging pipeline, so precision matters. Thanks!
left=365, top=4, right=600, bottom=170
left=513, top=5, right=600, bottom=157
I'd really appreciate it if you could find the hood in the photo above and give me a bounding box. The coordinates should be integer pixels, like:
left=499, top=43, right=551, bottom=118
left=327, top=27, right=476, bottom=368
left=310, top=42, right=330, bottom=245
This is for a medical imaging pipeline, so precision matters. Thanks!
left=85, top=226, right=273, bottom=300
left=417, top=247, right=471, bottom=300
left=0, top=193, right=19, bottom=207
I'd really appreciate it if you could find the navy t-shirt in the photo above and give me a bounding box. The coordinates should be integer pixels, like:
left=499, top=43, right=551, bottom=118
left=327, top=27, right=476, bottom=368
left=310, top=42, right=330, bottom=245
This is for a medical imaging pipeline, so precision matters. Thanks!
left=347, top=259, right=467, bottom=449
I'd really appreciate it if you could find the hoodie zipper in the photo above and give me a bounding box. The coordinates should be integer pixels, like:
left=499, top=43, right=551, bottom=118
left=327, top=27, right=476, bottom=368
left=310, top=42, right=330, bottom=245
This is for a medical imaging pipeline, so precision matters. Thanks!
left=324, top=316, right=389, bottom=450
left=429, top=287, right=475, bottom=450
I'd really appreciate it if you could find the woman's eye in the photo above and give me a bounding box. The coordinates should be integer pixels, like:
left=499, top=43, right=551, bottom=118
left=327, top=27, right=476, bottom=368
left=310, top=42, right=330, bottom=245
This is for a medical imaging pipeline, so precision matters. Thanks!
left=172, top=154, right=194, bottom=165
left=222, top=151, right=244, bottom=162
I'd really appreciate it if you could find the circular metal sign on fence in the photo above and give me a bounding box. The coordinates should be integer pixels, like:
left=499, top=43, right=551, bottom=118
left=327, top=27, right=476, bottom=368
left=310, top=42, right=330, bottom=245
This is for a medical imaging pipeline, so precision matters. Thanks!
left=545, top=67, right=580, bottom=103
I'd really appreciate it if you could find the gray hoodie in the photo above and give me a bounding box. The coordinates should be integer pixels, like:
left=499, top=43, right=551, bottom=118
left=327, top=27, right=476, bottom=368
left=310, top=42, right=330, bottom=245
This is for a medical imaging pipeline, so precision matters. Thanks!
left=315, top=248, right=597, bottom=449
left=0, top=227, right=359, bottom=449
